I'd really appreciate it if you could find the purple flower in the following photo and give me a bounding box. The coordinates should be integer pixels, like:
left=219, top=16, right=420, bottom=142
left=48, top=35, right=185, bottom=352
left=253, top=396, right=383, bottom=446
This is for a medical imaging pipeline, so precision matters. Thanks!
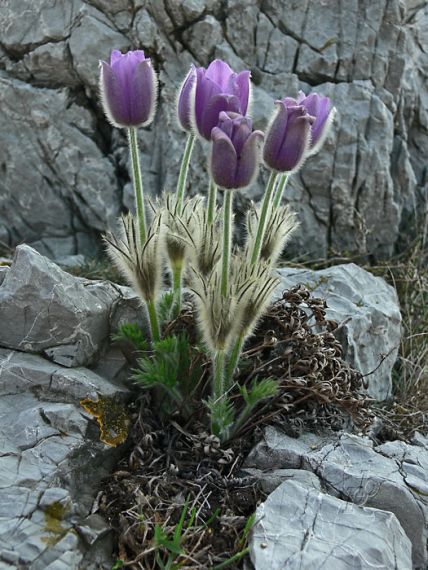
left=210, top=112, right=263, bottom=190
left=296, top=91, right=335, bottom=155
left=177, top=65, right=196, bottom=132
left=193, top=60, right=251, bottom=140
left=100, top=49, right=158, bottom=128
left=263, top=100, right=313, bottom=173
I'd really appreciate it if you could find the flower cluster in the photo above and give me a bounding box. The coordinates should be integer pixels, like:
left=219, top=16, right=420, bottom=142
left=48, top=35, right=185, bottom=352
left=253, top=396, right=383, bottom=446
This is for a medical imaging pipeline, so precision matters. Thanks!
left=99, top=49, right=335, bottom=440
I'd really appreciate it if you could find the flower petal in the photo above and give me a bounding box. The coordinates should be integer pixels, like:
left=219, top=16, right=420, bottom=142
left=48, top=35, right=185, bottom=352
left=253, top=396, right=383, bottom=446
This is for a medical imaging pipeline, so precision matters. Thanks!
left=205, top=59, right=234, bottom=90
left=199, top=93, right=241, bottom=140
left=210, top=127, right=238, bottom=189
left=177, top=65, right=196, bottom=132
left=234, top=70, right=251, bottom=114
left=235, top=130, right=264, bottom=188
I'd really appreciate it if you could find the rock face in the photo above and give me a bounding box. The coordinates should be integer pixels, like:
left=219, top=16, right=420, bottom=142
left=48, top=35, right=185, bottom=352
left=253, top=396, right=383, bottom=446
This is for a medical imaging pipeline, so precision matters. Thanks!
left=277, top=263, right=402, bottom=400
left=246, top=427, right=428, bottom=569
left=0, top=0, right=427, bottom=260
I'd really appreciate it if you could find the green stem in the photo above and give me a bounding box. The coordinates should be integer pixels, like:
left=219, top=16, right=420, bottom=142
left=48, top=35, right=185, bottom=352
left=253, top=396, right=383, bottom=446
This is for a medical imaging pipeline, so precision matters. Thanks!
left=213, top=349, right=226, bottom=401
left=207, top=180, right=217, bottom=225
left=128, top=127, right=147, bottom=243
left=225, top=334, right=244, bottom=387
left=250, top=171, right=279, bottom=265
left=147, top=298, right=161, bottom=342
left=172, top=263, right=182, bottom=316
left=175, top=133, right=195, bottom=214
left=272, top=173, right=289, bottom=210
left=221, top=189, right=233, bottom=297
left=230, top=402, right=255, bottom=439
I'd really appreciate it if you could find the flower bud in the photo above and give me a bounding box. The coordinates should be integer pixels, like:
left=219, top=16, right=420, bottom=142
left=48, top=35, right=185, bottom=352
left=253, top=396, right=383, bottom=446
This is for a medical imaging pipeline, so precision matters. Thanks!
left=210, top=112, right=263, bottom=190
left=100, top=49, right=158, bottom=128
left=193, top=59, right=251, bottom=140
left=263, top=100, right=313, bottom=173
left=177, top=65, right=196, bottom=132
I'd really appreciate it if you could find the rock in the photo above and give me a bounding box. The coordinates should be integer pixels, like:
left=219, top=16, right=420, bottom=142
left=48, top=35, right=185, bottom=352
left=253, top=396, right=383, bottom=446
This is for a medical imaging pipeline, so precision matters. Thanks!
left=0, top=245, right=118, bottom=367
left=0, top=0, right=426, bottom=260
left=277, top=263, right=401, bottom=400
left=241, top=467, right=321, bottom=494
left=0, top=244, right=148, bottom=370
left=250, top=479, right=412, bottom=570
left=0, top=347, right=129, bottom=569
left=246, top=427, right=428, bottom=568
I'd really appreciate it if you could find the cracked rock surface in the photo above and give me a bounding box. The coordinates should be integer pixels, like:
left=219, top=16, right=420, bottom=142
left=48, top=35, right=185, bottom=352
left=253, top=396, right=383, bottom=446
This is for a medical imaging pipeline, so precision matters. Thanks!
left=0, top=244, right=143, bottom=369
left=0, top=348, right=129, bottom=569
left=277, top=263, right=402, bottom=400
left=246, top=427, right=428, bottom=568
left=250, top=478, right=412, bottom=570
left=1, top=0, right=427, bottom=260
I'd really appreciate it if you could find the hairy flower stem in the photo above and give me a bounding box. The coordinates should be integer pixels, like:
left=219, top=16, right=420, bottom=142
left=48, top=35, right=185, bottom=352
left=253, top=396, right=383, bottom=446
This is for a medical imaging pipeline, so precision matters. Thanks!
left=225, top=334, right=244, bottom=386
left=147, top=298, right=161, bottom=342
left=221, top=190, right=233, bottom=297
left=251, top=171, right=279, bottom=264
left=128, top=127, right=147, bottom=243
left=175, top=134, right=195, bottom=214
left=272, top=173, right=289, bottom=210
left=207, top=180, right=217, bottom=225
left=172, top=263, right=182, bottom=317
left=213, top=349, right=226, bottom=403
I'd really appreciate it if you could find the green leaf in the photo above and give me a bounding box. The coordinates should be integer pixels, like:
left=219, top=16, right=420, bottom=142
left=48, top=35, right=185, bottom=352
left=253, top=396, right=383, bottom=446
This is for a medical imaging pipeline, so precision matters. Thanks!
left=158, top=290, right=175, bottom=323
left=112, top=322, right=148, bottom=351
left=240, top=377, right=278, bottom=407
left=111, top=560, right=124, bottom=570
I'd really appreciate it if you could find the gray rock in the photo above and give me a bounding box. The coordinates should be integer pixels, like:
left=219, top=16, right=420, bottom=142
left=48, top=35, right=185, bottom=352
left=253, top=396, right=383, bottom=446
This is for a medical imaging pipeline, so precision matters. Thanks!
left=241, top=467, right=321, bottom=494
left=250, top=479, right=412, bottom=570
left=0, top=347, right=129, bottom=569
left=277, top=263, right=401, bottom=400
left=246, top=427, right=428, bottom=568
left=0, top=245, right=120, bottom=367
left=0, top=0, right=426, bottom=260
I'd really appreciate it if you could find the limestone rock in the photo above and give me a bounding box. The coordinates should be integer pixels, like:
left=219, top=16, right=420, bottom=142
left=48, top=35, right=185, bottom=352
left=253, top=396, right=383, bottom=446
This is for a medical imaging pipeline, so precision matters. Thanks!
left=0, top=244, right=147, bottom=371
left=246, top=426, right=428, bottom=568
left=277, top=263, right=401, bottom=400
left=0, top=348, right=128, bottom=569
left=250, top=479, right=412, bottom=570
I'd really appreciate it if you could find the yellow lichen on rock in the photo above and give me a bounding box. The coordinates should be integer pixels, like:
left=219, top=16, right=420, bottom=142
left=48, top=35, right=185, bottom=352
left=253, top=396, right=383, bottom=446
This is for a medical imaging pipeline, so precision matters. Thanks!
left=80, top=395, right=129, bottom=447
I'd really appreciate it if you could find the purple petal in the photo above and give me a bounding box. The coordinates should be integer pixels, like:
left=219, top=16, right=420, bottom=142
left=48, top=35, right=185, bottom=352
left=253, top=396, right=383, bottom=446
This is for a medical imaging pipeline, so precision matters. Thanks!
left=233, top=70, right=251, bottom=114
left=194, top=71, right=221, bottom=135
left=130, top=59, right=157, bottom=126
left=199, top=93, right=241, bottom=140
left=110, top=50, right=123, bottom=65
left=205, top=59, right=234, bottom=90
left=263, top=101, right=289, bottom=169
left=177, top=65, right=196, bottom=131
left=210, top=127, right=238, bottom=189
left=235, top=130, right=264, bottom=188
left=100, top=61, right=129, bottom=127
left=230, top=116, right=252, bottom=155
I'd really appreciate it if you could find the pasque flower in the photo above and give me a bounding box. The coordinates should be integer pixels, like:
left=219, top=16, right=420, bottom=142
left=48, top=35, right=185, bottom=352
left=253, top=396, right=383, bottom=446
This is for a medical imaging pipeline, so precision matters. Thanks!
left=263, top=100, right=314, bottom=173
left=291, top=91, right=335, bottom=156
left=210, top=112, right=263, bottom=190
left=193, top=60, right=251, bottom=140
left=100, top=49, right=158, bottom=128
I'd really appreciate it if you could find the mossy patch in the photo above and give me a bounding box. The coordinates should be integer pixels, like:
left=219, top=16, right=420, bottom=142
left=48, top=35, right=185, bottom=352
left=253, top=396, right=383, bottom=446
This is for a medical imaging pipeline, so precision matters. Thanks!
left=41, top=501, right=69, bottom=546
